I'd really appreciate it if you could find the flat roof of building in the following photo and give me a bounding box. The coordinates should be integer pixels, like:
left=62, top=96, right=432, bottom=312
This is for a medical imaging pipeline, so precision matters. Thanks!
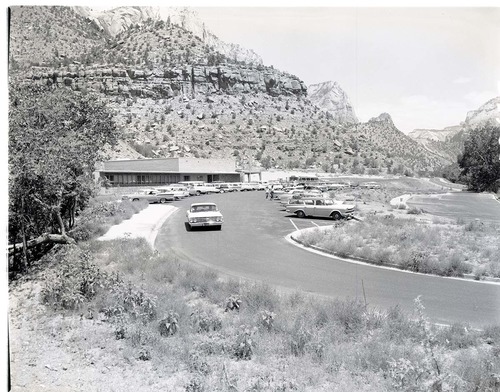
left=100, top=158, right=238, bottom=174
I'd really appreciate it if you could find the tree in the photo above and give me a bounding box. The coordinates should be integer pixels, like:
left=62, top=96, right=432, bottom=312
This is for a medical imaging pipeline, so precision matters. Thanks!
left=458, top=126, right=500, bottom=192
left=9, top=84, right=121, bottom=270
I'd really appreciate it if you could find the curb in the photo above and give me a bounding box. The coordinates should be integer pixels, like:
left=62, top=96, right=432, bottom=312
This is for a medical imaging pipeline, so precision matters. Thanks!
left=286, top=225, right=500, bottom=285
left=97, top=205, right=178, bottom=249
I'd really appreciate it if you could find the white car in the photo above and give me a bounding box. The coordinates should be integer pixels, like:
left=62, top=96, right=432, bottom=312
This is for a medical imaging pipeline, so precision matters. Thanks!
left=186, top=202, right=224, bottom=230
left=157, top=185, right=190, bottom=200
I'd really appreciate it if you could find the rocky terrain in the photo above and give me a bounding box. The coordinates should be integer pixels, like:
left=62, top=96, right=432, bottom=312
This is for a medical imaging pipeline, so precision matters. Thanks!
left=9, top=5, right=448, bottom=174
left=308, top=81, right=358, bottom=124
left=408, top=97, right=500, bottom=163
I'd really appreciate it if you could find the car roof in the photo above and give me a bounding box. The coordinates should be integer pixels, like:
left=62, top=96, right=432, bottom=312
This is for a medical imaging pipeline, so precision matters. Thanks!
left=190, top=202, right=217, bottom=207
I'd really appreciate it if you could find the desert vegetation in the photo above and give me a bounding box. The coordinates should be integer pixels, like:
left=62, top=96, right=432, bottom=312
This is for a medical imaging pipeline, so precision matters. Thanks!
left=295, top=215, right=500, bottom=279
left=8, top=200, right=500, bottom=391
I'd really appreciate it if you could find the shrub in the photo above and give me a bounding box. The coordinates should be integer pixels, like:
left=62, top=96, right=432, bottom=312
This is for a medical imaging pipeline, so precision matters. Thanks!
left=190, top=309, right=222, bottom=333
left=159, top=311, right=179, bottom=336
left=259, top=310, right=276, bottom=332
left=225, top=295, right=242, bottom=312
left=41, top=246, right=107, bottom=310
left=407, top=206, right=423, bottom=215
left=234, top=326, right=256, bottom=360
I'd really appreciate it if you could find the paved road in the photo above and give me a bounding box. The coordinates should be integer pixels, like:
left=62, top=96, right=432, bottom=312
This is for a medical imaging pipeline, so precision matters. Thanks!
left=408, top=192, right=500, bottom=223
left=156, top=191, right=500, bottom=328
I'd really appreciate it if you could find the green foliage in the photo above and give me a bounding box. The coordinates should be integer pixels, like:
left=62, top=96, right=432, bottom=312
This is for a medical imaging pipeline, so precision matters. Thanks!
left=458, top=125, right=500, bottom=192
left=9, top=83, right=120, bottom=269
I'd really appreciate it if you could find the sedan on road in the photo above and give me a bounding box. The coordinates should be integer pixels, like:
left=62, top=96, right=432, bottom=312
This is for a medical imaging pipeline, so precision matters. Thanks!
left=186, top=202, right=224, bottom=230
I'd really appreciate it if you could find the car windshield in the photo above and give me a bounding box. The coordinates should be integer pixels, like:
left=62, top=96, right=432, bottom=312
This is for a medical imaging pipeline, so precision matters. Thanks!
left=191, top=205, right=216, bottom=212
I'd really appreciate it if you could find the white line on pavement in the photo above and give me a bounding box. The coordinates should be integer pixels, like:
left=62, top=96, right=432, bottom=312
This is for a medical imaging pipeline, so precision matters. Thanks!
left=289, top=218, right=299, bottom=231
left=311, top=221, right=320, bottom=227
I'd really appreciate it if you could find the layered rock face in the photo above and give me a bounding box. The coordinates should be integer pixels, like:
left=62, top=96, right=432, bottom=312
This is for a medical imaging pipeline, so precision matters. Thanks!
left=464, top=96, right=500, bottom=129
left=308, top=81, right=358, bottom=124
left=408, top=126, right=462, bottom=143
left=28, top=64, right=307, bottom=98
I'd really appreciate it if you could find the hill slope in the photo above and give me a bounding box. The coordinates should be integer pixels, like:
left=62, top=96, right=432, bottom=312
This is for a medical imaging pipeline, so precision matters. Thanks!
left=9, top=5, right=446, bottom=174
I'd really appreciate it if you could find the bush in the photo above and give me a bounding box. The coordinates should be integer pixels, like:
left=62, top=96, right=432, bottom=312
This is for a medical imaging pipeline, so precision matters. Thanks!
left=41, top=246, right=107, bottom=310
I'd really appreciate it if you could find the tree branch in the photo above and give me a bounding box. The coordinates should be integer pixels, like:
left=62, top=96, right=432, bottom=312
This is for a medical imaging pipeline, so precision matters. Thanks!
left=8, top=232, right=76, bottom=254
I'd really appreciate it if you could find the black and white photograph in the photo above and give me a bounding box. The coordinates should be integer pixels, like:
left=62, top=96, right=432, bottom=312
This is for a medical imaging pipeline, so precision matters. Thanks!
left=6, top=3, right=500, bottom=391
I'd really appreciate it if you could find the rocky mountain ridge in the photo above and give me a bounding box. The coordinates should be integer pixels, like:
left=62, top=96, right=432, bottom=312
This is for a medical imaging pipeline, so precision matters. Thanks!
left=408, top=97, right=499, bottom=163
left=26, top=63, right=306, bottom=98
left=308, top=81, right=358, bottom=124
left=74, top=6, right=263, bottom=66
left=408, top=125, right=462, bottom=143
left=10, top=5, right=447, bottom=175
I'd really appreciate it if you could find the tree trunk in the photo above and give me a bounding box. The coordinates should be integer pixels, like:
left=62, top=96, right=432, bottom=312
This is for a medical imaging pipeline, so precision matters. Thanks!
left=8, top=232, right=76, bottom=255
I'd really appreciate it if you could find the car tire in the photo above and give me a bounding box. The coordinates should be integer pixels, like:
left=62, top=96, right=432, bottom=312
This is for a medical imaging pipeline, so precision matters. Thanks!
left=216, top=225, right=222, bottom=231
left=132, top=198, right=139, bottom=202
left=159, top=198, right=167, bottom=204
left=331, top=211, right=342, bottom=220
left=296, top=210, right=306, bottom=218
left=196, top=191, right=201, bottom=196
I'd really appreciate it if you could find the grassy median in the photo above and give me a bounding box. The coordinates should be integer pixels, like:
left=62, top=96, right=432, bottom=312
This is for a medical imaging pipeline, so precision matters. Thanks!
left=295, top=214, right=500, bottom=279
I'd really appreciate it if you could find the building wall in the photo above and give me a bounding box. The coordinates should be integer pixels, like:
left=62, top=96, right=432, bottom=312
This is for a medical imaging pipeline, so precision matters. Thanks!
left=178, top=158, right=236, bottom=173
left=98, top=158, right=240, bottom=188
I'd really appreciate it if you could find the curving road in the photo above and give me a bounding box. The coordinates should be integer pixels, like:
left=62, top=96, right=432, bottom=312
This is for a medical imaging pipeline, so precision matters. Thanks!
left=156, top=191, right=500, bottom=328
left=408, top=192, right=500, bottom=223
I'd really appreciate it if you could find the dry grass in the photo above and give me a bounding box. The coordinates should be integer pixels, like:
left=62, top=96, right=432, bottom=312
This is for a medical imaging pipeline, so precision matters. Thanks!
left=10, top=238, right=498, bottom=391
left=296, top=215, right=500, bottom=278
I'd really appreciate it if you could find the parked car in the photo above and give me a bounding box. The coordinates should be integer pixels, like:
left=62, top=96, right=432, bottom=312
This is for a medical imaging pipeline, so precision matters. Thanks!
left=286, top=198, right=355, bottom=220
left=187, top=183, right=219, bottom=196
left=157, top=185, right=189, bottom=200
left=186, top=202, right=224, bottom=230
left=278, top=189, right=306, bottom=203
left=218, top=183, right=232, bottom=193
left=360, top=182, right=381, bottom=189
left=122, top=189, right=172, bottom=203
left=240, top=182, right=259, bottom=191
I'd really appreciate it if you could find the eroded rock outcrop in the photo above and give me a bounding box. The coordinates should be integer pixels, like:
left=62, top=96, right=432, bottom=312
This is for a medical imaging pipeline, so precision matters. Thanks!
left=27, top=63, right=307, bottom=98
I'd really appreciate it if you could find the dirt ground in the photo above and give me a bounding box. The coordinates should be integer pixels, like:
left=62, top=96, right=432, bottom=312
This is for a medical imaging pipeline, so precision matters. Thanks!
left=8, top=273, right=193, bottom=392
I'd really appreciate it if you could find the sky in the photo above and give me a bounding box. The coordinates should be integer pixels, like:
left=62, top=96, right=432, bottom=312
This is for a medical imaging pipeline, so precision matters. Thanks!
left=191, top=6, right=500, bottom=133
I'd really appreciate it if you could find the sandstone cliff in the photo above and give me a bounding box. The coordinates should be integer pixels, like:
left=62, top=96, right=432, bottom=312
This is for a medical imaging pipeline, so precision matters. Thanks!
left=308, top=81, right=358, bottom=124
left=27, top=63, right=306, bottom=98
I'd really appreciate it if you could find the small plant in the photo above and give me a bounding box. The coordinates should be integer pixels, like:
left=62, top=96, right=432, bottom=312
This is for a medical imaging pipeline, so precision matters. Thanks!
left=184, top=378, right=204, bottom=392
left=138, top=348, right=151, bottom=361
left=191, top=309, right=222, bottom=333
left=159, top=311, right=179, bottom=336
left=407, top=206, right=423, bottom=215
left=259, top=310, right=276, bottom=331
left=114, top=324, right=126, bottom=340
left=234, top=326, right=257, bottom=360
left=225, top=295, right=242, bottom=312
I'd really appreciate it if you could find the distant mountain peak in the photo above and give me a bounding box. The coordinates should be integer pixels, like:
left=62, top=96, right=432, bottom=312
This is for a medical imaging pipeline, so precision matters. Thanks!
left=369, top=112, right=394, bottom=125
left=308, top=81, right=358, bottom=124
left=464, top=96, right=500, bottom=129
left=74, top=6, right=263, bottom=65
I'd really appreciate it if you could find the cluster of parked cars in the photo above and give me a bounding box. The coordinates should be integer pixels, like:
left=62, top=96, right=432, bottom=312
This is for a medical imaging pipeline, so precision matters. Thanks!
left=121, top=180, right=269, bottom=204
left=267, top=184, right=357, bottom=220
